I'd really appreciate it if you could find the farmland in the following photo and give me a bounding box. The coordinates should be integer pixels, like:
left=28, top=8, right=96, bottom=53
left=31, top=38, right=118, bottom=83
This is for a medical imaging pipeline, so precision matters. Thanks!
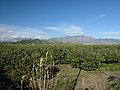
left=0, top=44, right=120, bottom=90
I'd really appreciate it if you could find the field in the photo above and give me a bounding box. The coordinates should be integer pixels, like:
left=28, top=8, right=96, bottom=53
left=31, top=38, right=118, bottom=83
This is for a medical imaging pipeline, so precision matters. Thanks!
left=0, top=44, right=120, bottom=90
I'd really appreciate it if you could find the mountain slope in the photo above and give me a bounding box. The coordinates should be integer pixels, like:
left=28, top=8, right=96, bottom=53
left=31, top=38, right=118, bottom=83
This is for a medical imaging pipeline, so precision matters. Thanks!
left=1, top=35, right=120, bottom=44
left=50, top=35, right=95, bottom=43
left=50, top=36, right=120, bottom=44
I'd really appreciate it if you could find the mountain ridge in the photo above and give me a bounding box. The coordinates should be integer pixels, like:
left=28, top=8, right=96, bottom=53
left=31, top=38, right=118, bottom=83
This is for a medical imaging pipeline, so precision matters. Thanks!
left=0, top=35, right=120, bottom=44
left=50, top=35, right=120, bottom=44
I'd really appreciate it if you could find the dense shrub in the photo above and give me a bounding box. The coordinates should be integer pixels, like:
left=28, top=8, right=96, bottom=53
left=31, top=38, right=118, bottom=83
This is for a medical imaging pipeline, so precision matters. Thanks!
left=0, top=44, right=120, bottom=85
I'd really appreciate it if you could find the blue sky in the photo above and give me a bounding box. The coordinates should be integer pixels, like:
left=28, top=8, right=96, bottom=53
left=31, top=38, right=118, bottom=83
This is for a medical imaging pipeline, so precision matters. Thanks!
left=0, top=0, right=120, bottom=41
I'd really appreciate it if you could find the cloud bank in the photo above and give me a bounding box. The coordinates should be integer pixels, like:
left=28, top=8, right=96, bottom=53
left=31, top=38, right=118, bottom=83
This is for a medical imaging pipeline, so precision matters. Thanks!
left=0, top=24, right=48, bottom=41
left=100, top=31, right=120, bottom=39
left=44, top=24, right=84, bottom=36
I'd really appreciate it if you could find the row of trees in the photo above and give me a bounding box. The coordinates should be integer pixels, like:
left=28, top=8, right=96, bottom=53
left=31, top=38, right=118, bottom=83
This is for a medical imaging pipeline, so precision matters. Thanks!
left=0, top=44, right=120, bottom=86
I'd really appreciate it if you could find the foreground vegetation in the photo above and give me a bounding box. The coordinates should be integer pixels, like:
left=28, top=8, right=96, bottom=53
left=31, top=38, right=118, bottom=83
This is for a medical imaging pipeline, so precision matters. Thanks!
left=0, top=44, right=120, bottom=89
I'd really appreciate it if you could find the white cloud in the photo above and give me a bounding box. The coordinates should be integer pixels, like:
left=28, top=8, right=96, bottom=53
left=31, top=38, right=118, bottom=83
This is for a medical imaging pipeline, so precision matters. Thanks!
left=100, top=31, right=120, bottom=39
left=44, top=24, right=84, bottom=36
left=63, top=25, right=84, bottom=36
left=86, top=14, right=105, bottom=24
left=101, top=31, right=120, bottom=35
left=44, top=27, right=60, bottom=31
left=0, top=24, right=85, bottom=41
left=10, top=35, right=18, bottom=38
left=0, top=24, right=48, bottom=41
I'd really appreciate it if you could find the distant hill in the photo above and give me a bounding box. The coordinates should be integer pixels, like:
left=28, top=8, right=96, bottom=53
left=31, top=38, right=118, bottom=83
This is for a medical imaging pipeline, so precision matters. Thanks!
left=13, top=39, right=48, bottom=44
left=96, top=39, right=120, bottom=44
left=12, top=39, right=60, bottom=44
left=1, top=35, right=120, bottom=44
left=50, top=35, right=95, bottom=43
left=50, top=35, right=120, bottom=44
left=0, top=39, right=60, bottom=44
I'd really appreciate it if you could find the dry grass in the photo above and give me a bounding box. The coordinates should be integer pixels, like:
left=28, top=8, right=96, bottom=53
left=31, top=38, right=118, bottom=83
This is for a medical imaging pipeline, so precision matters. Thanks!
left=75, top=70, right=120, bottom=90
left=21, top=64, right=120, bottom=90
left=53, top=65, right=120, bottom=90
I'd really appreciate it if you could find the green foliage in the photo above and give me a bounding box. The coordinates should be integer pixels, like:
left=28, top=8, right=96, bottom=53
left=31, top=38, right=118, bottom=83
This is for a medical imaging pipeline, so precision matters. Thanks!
left=0, top=44, right=120, bottom=86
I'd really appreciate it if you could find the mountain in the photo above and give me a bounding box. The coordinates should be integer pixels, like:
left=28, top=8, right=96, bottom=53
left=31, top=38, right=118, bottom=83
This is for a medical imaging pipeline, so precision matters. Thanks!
left=50, top=35, right=95, bottom=43
left=50, top=36, right=120, bottom=44
left=0, top=39, right=61, bottom=44
left=96, top=39, right=120, bottom=44
left=1, top=35, right=120, bottom=44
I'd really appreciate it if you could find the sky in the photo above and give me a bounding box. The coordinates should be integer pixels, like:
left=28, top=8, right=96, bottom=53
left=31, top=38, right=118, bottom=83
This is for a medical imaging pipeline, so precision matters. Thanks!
left=0, top=0, right=120, bottom=41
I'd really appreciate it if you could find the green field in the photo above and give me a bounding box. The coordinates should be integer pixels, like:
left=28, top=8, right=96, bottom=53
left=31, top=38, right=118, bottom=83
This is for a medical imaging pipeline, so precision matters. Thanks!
left=0, top=44, right=120, bottom=90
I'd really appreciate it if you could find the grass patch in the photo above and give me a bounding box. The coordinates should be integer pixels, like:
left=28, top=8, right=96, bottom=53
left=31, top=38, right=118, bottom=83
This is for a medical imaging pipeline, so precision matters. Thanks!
left=99, top=63, right=120, bottom=71
left=54, top=64, right=120, bottom=90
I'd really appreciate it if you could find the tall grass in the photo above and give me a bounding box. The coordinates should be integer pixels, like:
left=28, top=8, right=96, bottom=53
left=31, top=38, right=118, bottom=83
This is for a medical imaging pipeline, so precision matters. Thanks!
left=21, top=51, right=56, bottom=90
